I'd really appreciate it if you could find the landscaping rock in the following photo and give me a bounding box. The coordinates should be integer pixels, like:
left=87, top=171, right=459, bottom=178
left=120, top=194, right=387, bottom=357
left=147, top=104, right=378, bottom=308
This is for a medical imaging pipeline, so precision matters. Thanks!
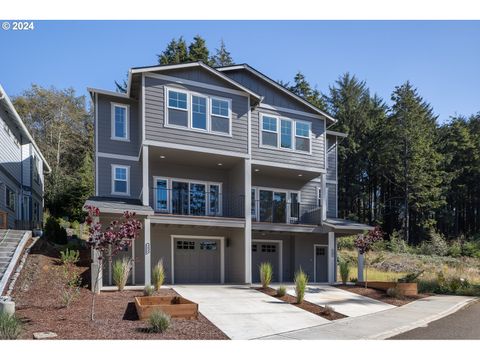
left=0, top=296, right=15, bottom=315
left=33, top=331, right=58, bottom=339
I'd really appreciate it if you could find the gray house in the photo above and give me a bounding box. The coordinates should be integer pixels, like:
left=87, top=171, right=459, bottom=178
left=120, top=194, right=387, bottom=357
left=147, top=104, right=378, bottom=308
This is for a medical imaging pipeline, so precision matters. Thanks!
left=0, top=84, right=51, bottom=230
left=86, top=62, right=371, bottom=290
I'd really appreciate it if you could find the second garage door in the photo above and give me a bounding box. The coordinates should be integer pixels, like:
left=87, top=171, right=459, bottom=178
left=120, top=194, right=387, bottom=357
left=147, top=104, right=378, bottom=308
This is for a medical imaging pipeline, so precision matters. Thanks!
left=251, top=241, right=281, bottom=283
left=174, top=238, right=222, bottom=283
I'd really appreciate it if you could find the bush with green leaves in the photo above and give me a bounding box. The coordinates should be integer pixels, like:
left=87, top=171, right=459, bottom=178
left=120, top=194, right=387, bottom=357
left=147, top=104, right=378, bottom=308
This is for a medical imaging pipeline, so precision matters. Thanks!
left=462, top=241, right=480, bottom=258
left=149, top=310, right=171, bottom=333
left=386, top=287, right=399, bottom=298
left=143, top=285, right=154, bottom=296
left=152, top=260, right=165, bottom=291
left=277, top=285, right=287, bottom=297
left=337, top=236, right=355, bottom=250
left=448, top=241, right=462, bottom=257
left=388, top=230, right=411, bottom=253
left=44, top=216, right=68, bottom=245
left=60, top=248, right=80, bottom=266
left=259, top=262, right=273, bottom=289
left=0, top=312, right=22, bottom=340
left=338, top=257, right=350, bottom=285
left=418, top=229, right=449, bottom=256
left=294, top=268, right=308, bottom=304
left=398, top=270, right=424, bottom=283
left=112, top=257, right=133, bottom=291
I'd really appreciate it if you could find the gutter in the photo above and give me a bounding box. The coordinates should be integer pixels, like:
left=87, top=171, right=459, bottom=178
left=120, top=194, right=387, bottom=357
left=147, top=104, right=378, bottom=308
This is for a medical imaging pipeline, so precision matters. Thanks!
left=0, top=84, right=51, bottom=174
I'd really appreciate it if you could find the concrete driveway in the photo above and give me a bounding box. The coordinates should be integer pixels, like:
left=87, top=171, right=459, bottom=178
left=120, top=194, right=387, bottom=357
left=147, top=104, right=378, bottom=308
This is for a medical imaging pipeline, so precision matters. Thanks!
left=173, top=285, right=329, bottom=340
left=271, top=284, right=395, bottom=317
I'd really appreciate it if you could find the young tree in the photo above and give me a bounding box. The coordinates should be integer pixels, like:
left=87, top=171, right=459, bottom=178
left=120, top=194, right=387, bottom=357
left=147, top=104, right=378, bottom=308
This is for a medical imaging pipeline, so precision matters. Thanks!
left=188, top=35, right=210, bottom=64
left=354, top=226, right=383, bottom=288
left=84, top=206, right=142, bottom=321
left=211, top=39, right=234, bottom=67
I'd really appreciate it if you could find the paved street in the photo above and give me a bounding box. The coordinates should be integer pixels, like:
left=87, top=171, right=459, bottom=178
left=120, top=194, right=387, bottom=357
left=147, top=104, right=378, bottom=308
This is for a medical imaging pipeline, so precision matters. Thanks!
left=390, top=299, right=480, bottom=339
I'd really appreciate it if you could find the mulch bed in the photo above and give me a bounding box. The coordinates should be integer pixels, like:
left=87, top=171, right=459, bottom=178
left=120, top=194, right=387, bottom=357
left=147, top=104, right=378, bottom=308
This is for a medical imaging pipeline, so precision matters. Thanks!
left=10, top=238, right=228, bottom=340
left=255, top=287, right=347, bottom=321
left=335, top=285, right=429, bottom=306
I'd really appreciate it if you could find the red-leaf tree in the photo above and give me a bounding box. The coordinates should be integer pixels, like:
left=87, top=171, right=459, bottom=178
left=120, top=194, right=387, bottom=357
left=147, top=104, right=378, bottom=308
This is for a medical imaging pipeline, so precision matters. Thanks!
left=84, top=205, right=142, bottom=320
left=354, top=226, right=383, bottom=288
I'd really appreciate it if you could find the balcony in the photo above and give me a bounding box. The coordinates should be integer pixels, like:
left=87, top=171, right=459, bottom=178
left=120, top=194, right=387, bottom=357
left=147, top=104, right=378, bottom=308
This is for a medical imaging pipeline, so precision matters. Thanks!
left=152, top=188, right=245, bottom=219
left=252, top=200, right=322, bottom=226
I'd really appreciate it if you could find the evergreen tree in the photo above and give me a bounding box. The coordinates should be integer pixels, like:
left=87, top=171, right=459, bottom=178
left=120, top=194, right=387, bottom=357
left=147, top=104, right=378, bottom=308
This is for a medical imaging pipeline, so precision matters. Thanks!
left=211, top=39, right=234, bottom=67
left=387, top=82, right=444, bottom=243
left=287, top=72, right=327, bottom=111
left=157, top=36, right=189, bottom=65
left=188, top=35, right=210, bottom=64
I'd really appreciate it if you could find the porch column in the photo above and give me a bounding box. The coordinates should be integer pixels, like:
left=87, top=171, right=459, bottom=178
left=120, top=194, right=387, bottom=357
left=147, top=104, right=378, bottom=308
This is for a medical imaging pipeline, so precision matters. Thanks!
left=321, top=173, right=327, bottom=221
left=328, top=232, right=335, bottom=284
left=142, top=145, right=149, bottom=206
left=144, top=218, right=151, bottom=285
left=357, top=252, right=365, bottom=282
left=91, top=216, right=102, bottom=293
left=244, top=158, right=252, bottom=284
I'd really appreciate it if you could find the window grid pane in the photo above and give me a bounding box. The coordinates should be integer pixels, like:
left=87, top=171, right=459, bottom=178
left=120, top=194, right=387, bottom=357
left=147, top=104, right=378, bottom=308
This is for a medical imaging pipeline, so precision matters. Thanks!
left=114, top=106, right=126, bottom=138
left=262, top=116, right=277, bottom=132
left=281, top=119, right=292, bottom=148
left=168, top=90, right=188, bottom=109
left=295, top=122, right=310, bottom=137
left=212, top=99, right=229, bottom=117
left=192, top=95, right=207, bottom=130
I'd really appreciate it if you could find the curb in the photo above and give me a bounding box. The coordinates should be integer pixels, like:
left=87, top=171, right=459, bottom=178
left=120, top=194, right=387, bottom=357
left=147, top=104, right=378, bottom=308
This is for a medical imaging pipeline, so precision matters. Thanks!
left=370, top=296, right=478, bottom=340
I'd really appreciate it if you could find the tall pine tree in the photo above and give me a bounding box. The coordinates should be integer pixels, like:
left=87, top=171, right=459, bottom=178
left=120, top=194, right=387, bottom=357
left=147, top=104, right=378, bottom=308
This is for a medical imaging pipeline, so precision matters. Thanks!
left=188, top=35, right=210, bottom=64
left=158, top=36, right=189, bottom=65
left=211, top=39, right=234, bottom=67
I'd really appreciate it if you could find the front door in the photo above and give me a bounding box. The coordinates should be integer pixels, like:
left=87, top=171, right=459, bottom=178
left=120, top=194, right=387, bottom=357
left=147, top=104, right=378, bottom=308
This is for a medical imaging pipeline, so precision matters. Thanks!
left=251, top=241, right=280, bottom=283
left=315, top=246, right=328, bottom=282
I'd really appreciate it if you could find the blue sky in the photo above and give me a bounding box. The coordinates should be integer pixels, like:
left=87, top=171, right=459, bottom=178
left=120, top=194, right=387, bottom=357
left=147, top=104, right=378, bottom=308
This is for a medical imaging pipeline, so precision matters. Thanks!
left=0, top=20, right=479, bottom=122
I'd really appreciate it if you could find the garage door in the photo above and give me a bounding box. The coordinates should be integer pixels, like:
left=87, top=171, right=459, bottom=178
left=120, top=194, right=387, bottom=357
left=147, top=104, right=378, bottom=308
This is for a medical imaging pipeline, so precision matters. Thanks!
left=174, top=238, right=221, bottom=283
left=251, top=241, right=280, bottom=283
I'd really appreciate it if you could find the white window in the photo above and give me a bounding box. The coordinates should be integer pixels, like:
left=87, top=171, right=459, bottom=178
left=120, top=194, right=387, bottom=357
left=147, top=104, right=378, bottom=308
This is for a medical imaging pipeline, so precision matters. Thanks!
left=261, top=115, right=278, bottom=147
left=112, top=165, right=129, bottom=195
left=295, top=121, right=311, bottom=152
left=260, top=113, right=311, bottom=153
left=165, top=87, right=232, bottom=136
left=210, top=98, right=231, bottom=135
left=6, top=187, right=15, bottom=211
left=111, top=103, right=129, bottom=141
left=191, top=95, right=208, bottom=130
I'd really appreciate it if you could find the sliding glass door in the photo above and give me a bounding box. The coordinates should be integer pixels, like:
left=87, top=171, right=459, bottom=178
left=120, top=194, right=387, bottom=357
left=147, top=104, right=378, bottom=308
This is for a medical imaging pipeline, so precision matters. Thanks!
left=255, top=188, right=299, bottom=223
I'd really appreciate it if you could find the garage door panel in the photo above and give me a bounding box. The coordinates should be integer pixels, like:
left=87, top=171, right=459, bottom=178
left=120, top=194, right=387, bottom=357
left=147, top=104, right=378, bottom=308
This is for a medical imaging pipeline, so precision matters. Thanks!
left=174, top=238, right=221, bottom=284
left=252, top=241, right=280, bottom=283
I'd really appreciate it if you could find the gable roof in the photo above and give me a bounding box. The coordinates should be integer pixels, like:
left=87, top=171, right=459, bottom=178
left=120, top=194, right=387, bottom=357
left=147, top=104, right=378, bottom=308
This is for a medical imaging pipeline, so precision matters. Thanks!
left=217, top=64, right=337, bottom=124
left=0, top=84, right=51, bottom=173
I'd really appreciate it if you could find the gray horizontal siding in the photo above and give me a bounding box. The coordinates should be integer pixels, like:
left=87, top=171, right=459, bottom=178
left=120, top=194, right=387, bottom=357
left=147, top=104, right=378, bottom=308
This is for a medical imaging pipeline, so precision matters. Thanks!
left=0, top=107, right=22, bottom=183
left=96, top=157, right=142, bottom=200
left=144, top=76, right=248, bottom=154
left=223, top=69, right=316, bottom=113
left=96, top=94, right=140, bottom=156
left=326, top=136, right=337, bottom=182
left=327, top=184, right=337, bottom=218
left=251, top=108, right=325, bottom=169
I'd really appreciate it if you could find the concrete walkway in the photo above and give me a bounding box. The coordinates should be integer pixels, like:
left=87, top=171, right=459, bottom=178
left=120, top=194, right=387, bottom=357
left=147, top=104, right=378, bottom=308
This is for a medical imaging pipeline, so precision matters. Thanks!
left=270, top=284, right=395, bottom=317
left=259, top=295, right=475, bottom=340
left=173, top=285, right=329, bottom=340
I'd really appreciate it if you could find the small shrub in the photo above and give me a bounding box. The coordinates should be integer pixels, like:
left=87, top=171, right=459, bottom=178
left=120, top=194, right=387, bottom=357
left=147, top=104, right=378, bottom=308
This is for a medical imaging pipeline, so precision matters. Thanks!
left=143, top=285, right=154, bottom=296
left=321, top=304, right=335, bottom=316
left=338, top=257, right=350, bottom=285
left=388, top=230, right=410, bottom=253
left=386, top=287, right=400, bottom=298
left=0, top=312, right=22, bottom=340
left=112, top=257, right=133, bottom=291
left=259, top=262, right=273, bottom=289
left=294, top=268, right=308, bottom=304
left=152, top=260, right=165, bottom=291
left=448, top=277, right=463, bottom=293
left=60, top=248, right=80, bottom=266
left=337, top=236, right=355, bottom=250
left=418, top=230, right=449, bottom=256
left=462, top=241, right=480, bottom=258
left=149, top=310, right=171, bottom=333
left=44, top=217, right=68, bottom=245
left=448, top=241, right=462, bottom=257
left=350, top=277, right=358, bottom=283
left=277, top=285, right=287, bottom=297
left=398, top=270, right=424, bottom=283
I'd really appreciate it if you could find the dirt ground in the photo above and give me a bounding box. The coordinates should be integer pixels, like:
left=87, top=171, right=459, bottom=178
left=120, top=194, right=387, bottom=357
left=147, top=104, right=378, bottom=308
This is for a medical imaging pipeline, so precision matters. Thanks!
left=11, top=239, right=228, bottom=340
left=335, top=284, right=429, bottom=306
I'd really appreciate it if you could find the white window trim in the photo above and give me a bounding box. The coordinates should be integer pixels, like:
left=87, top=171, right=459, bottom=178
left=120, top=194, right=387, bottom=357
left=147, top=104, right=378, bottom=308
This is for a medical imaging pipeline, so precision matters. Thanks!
left=259, top=112, right=312, bottom=154
left=164, top=86, right=232, bottom=137
left=153, top=176, right=223, bottom=216
left=190, top=93, right=209, bottom=132
left=251, top=186, right=301, bottom=223
left=111, top=165, right=130, bottom=196
left=110, top=103, right=130, bottom=142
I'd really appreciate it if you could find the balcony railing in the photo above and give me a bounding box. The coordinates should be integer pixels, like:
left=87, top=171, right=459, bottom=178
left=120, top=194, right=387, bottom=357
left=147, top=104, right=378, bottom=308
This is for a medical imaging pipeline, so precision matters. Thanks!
left=252, top=200, right=322, bottom=225
left=152, top=188, right=245, bottom=218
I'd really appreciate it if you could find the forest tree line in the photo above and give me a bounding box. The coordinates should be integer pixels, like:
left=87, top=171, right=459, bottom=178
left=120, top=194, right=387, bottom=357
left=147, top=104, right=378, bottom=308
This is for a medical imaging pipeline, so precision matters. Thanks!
left=12, top=35, right=480, bottom=245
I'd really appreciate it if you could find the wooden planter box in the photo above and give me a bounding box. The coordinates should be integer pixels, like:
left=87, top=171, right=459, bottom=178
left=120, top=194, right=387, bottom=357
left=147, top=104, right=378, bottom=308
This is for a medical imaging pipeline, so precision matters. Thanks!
left=357, top=281, right=418, bottom=296
left=135, top=296, right=198, bottom=320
